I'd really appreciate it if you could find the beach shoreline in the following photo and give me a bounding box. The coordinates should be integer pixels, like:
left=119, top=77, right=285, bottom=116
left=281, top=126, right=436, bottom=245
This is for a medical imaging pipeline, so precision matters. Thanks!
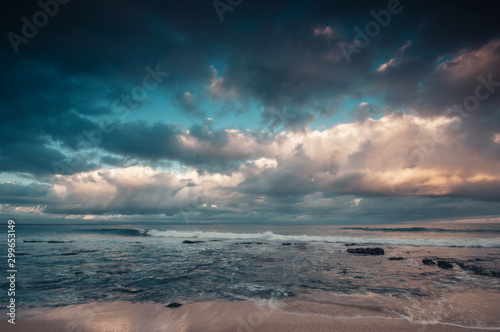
left=1, top=300, right=497, bottom=332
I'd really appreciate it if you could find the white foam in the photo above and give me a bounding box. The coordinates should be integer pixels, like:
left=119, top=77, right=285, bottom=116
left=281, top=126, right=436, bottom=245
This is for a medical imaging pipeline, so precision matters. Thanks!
left=144, top=229, right=500, bottom=248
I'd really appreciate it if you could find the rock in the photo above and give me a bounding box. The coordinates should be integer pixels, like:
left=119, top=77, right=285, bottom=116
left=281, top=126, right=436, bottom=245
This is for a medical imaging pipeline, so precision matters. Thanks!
left=113, top=287, right=141, bottom=293
left=454, top=261, right=500, bottom=278
left=24, top=240, right=43, bottom=243
left=282, top=243, right=292, bottom=246
left=388, top=257, right=405, bottom=260
left=62, top=249, right=97, bottom=256
left=75, top=271, right=83, bottom=275
left=422, top=259, right=436, bottom=265
left=345, top=243, right=358, bottom=246
left=437, top=260, right=453, bottom=269
left=346, top=247, right=385, bottom=255
left=182, top=240, right=204, bottom=244
left=105, top=270, right=128, bottom=275
left=459, top=263, right=482, bottom=273
left=166, top=302, right=183, bottom=308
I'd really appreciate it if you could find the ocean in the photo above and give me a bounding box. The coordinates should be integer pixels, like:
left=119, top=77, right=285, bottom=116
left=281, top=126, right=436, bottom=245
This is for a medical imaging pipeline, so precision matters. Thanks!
left=3, top=222, right=500, bottom=329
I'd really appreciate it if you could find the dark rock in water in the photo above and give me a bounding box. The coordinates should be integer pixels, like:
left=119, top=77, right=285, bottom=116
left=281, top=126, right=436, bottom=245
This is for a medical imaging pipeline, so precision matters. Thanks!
left=62, top=249, right=98, bottom=256
left=75, top=271, right=83, bottom=275
left=422, top=259, right=436, bottom=265
left=454, top=260, right=500, bottom=278
left=24, top=240, right=43, bottom=243
left=105, top=270, right=129, bottom=275
left=388, top=257, right=405, bottom=260
left=282, top=242, right=292, bottom=246
left=113, top=287, right=141, bottom=293
left=437, top=260, right=453, bottom=269
left=490, top=271, right=500, bottom=278
left=166, top=302, right=183, bottom=308
left=182, top=240, right=204, bottom=244
left=459, top=263, right=483, bottom=273
left=347, top=247, right=385, bottom=255
left=345, top=243, right=358, bottom=246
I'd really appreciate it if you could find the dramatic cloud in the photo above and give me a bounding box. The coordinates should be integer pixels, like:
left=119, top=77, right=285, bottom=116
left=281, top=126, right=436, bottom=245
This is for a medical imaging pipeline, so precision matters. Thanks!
left=3, top=113, right=499, bottom=222
left=1, top=0, right=499, bottom=223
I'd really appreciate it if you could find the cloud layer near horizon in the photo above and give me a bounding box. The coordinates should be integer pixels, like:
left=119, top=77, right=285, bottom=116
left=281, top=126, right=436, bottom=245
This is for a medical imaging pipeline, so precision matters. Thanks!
left=1, top=112, right=499, bottom=222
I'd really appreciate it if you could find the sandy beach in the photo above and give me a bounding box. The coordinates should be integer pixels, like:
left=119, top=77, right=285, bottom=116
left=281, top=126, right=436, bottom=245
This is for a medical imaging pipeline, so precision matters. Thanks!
left=1, top=300, right=496, bottom=332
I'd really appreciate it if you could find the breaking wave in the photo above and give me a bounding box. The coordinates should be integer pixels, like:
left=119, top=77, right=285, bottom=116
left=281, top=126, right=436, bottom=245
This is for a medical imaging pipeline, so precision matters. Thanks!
left=142, top=229, right=500, bottom=248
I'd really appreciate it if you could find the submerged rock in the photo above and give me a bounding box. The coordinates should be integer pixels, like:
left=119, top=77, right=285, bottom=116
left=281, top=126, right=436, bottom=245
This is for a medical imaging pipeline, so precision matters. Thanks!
left=182, top=240, right=204, bottom=244
left=105, top=270, right=129, bottom=275
left=422, top=259, right=436, bottom=265
left=282, top=243, right=292, bottom=246
left=346, top=247, right=385, bottom=255
left=62, top=249, right=98, bottom=256
left=166, top=302, right=183, bottom=308
left=454, top=260, right=500, bottom=278
left=437, top=260, right=454, bottom=269
left=113, top=287, right=141, bottom=293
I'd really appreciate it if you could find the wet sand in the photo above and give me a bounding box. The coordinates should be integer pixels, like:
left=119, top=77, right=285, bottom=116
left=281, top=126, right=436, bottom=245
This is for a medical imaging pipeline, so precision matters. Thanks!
left=1, top=300, right=496, bottom=332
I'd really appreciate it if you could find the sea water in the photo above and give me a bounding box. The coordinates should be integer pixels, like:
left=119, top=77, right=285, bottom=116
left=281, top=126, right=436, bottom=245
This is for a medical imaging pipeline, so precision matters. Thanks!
left=2, top=222, right=500, bottom=328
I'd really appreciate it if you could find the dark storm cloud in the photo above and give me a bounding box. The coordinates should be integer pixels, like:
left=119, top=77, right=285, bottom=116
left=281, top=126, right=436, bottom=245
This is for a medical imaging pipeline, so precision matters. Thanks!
left=0, top=182, right=51, bottom=202
left=172, top=92, right=206, bottom=118
left=350, top=103, right=384, bottom=121
left=2, top=0, right=500, bottom=171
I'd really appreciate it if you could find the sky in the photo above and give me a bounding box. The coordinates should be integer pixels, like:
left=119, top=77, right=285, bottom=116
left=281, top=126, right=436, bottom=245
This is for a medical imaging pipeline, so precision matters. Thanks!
left=1, top=0, right=500, bottom=224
